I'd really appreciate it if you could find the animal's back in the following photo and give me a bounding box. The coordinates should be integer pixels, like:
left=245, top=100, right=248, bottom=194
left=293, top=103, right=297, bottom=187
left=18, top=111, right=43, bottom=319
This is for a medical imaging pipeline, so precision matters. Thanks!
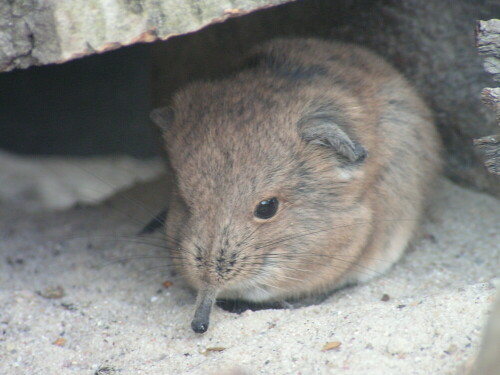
left=151, top=37, right=442, bottom=332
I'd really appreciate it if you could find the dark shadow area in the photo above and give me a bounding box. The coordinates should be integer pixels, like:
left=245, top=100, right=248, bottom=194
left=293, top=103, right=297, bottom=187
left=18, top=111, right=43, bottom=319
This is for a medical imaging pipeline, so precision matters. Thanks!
left=216, top=291, right=334, bottom=314
left=0, top=43, right=155, bottom=157
left=216, top=299, right=287, bottom=314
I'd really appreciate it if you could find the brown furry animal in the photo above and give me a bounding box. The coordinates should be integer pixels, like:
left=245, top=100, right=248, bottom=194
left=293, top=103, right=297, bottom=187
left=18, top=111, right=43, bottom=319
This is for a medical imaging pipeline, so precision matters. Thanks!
left=150, top=38, right=442, bottom=333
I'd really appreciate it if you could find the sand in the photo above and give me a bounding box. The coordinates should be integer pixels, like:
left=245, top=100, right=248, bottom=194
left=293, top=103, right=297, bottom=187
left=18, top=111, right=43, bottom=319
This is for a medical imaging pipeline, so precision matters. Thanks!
left=0, top=154, right=499, bottom=375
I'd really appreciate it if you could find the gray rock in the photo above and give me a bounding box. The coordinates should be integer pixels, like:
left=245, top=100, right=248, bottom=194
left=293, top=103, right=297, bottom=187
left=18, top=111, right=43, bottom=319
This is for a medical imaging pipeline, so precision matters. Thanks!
left=475, top=19, right=500, bottom=176
left=0, top=0, right=289, bottom=72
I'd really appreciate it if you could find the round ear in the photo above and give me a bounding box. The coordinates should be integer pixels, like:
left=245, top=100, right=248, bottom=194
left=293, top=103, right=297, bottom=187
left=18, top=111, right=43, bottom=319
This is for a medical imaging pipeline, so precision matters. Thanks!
left=298, top=102, right=367, bottom=164
left=150, top=106, right=174, bottom=133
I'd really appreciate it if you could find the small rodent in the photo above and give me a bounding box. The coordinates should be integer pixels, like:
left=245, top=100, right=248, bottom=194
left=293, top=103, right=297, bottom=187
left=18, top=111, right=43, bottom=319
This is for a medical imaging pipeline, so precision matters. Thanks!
left=150, top=38, right=441, bottom=333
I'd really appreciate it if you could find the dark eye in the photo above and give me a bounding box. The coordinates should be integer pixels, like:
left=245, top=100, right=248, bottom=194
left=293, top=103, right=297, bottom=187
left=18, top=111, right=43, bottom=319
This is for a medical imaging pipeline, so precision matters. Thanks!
left=254, top=198, right=279, bottom=219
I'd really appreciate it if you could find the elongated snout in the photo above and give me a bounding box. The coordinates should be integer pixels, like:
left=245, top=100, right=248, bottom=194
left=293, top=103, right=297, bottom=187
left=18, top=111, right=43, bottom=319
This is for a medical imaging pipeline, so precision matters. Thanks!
left=191, top=286, right=217, bottom=333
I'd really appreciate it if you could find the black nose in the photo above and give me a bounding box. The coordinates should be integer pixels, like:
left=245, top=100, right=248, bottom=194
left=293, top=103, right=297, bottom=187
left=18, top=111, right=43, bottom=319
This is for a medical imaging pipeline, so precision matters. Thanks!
left=191, top=320, right=209, bottom=334
left=191, top=286, right=216, bottom=333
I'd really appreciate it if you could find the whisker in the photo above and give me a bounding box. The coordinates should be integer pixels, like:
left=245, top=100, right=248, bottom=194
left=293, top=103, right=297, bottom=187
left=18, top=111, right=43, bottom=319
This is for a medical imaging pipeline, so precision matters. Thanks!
left=44, top=162, right=206, bottom=257
left=236, top=221, right=265, bottom=248
left=262, top=251, right=396, bottom=265
left=251, top=284, right=273, bottom=297
left=266, top=265, right=315, bottom=274
left=58, top=229, right=193, bottom=253
left=254, top=280, right=288, bottom=293
left=138, top=208, right=168, bottom=235
left=137, top=264, right=183, bottom=274
left=60, top=161, right=166, bottom=223
left=235, top=200, right=294, bottom=250
left=101, top=254, right=182, bottom=265
left=252, top=219, right=418, bottom=251
left=261, top=254, right=406, bottom=288
left=57, top=235, right=192, bottom=257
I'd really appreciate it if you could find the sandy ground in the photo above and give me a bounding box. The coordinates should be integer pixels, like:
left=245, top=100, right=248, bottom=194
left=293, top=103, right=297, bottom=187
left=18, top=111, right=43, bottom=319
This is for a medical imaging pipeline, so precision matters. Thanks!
left=0, top=154, right=499, bottom=375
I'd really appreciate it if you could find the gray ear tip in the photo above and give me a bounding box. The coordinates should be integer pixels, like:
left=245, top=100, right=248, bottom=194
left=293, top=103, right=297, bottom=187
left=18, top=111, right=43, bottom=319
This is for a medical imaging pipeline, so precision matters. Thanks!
left=353, top=143, right=367, bottom=162
left=150, top=106, right=174, bottom=131
left=149, top=106, right=169, bottom=122
left=149, top=109, right=159, bottom=123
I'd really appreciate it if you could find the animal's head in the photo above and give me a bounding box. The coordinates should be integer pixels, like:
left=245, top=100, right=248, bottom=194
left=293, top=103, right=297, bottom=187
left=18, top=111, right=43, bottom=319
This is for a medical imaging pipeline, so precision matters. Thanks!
left=150, top=78, right=368, bottom=333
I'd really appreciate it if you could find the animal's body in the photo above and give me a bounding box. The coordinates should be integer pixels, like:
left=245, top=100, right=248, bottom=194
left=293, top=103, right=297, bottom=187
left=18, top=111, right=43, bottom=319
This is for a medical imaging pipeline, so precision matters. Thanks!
left=150, top=38, right=441, bottom=333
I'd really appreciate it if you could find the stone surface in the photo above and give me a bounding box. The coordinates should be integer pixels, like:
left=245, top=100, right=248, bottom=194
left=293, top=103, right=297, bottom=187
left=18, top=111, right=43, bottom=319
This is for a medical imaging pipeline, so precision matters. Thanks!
left=477, top=19, right=500, bottom=82
left=0, top=0, right=61, bottom=71
left=0, top=0, right=290, bottom=72
left=475, top=19, right=500, bottom=175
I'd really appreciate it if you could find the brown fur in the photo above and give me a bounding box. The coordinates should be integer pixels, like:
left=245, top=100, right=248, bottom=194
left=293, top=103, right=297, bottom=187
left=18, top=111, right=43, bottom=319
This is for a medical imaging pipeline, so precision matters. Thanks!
left=151, top=38, right=441, bottom=329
